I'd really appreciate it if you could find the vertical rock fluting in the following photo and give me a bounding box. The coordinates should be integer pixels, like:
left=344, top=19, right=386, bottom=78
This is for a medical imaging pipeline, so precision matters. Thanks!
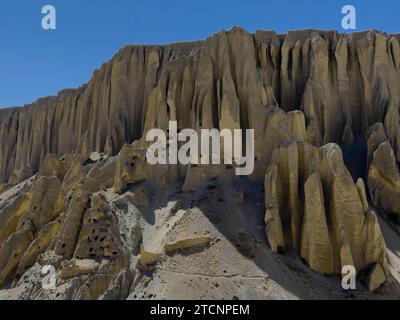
left=366, top=123, right=400, bottom=225
left=264, top=142, right=388, bottom=288
left=0, top=42, right=201, bottom=185
left=0, top=28, right=399, bottom=186
left=0, top=28, right=399, bottom=294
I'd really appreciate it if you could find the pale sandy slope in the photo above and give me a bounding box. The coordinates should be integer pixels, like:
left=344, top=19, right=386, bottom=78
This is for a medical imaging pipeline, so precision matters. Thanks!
left=1, top=177, right=400, bottom=300
left=123, top=179, right=400, bottom=300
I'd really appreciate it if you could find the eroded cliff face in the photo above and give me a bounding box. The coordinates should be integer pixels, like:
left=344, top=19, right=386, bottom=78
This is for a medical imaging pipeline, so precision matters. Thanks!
left=1, top=27, right=400, bottom=299
left=1, top=28, right=400, bottom=186
left=264, top=142, right=388, bottom=291
left=0, top=42, right=202, bottom=186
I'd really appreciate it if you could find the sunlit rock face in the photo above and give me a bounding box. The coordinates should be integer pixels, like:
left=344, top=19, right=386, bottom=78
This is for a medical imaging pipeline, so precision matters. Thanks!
left=0, top=28, right=400, bottom=299
left=1, top=28, right=400, bottom=186
left=264, top=142, right=388, bottom=286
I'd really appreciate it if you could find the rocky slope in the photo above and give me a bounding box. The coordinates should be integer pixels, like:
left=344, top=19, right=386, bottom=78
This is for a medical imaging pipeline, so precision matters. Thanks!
left=0, top=27, right=400, bottom=299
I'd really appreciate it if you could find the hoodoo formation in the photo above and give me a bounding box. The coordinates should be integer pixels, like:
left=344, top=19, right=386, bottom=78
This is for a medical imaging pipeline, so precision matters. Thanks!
left=1, top=27, right=400, bottom=299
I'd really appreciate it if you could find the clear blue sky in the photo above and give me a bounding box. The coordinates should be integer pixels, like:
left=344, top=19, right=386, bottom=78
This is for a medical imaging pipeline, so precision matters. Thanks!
left=0, top=0, right=399, bottom=108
